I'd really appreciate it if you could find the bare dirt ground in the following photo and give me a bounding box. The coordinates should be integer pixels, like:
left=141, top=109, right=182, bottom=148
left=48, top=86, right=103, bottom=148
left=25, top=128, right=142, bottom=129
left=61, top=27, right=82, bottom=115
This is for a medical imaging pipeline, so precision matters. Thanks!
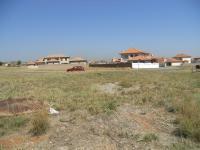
left=0, top=103, right=178, bottom=150
left=47, top=104, right=177, bottom=150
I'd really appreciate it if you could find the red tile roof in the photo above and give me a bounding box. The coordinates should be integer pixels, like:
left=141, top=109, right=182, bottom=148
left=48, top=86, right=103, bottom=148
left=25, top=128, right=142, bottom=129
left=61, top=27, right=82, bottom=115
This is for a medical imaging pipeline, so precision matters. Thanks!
left=165, top=58, right=183, bottom=63
left=120, top=48, right=149, bottom=54
left=174, top=53, right=191, bottom=58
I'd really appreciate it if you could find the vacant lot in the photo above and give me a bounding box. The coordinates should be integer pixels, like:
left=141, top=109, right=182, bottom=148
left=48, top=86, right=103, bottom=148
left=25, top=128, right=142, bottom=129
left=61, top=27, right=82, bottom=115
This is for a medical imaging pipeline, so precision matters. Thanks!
left=0, top=66, right=199, bottom=149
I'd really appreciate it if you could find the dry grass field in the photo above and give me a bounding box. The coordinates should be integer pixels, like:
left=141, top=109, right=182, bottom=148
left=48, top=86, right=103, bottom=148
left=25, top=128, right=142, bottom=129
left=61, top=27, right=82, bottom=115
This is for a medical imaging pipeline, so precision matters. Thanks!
left=0, top=65, right=200, bottom=149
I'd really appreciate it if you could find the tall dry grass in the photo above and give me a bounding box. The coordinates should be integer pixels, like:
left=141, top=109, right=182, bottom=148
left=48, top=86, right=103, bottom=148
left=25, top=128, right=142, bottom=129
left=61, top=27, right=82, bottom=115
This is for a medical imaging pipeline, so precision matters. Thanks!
left=0, top=67, right=199, bottom=142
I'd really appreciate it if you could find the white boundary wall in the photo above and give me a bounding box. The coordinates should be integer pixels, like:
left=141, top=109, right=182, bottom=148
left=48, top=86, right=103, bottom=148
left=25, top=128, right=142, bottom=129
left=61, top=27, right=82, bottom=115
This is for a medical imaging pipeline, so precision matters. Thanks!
left=132, top=63, right=159, bottom=69
left=171, top=62, right=182, bottom=66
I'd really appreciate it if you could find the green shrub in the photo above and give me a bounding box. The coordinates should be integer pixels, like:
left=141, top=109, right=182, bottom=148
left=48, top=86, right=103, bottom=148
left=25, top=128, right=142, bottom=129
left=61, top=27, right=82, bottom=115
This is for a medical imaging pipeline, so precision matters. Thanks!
left=0, top=131, right=5, bottom=137
left=174, top=119, right=200, bottom=142
left=0, top=116, right=28, bottom=128
left=166, top=105, right=176, bottom=113
left=16, top=60, right=21, bottom=66
left=0, top=116, right=29, bottom=137
left=29, top=111, right=49, bottom=136
left=103, top=100, right=118, bottom=114
left=142, top=133, right=158, bottom=142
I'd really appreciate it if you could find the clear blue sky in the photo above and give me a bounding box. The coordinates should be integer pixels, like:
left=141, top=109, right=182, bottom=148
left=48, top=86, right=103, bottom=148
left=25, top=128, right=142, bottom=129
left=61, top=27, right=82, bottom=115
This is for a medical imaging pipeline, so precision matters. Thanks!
left=0, top=0, right=199, bottom=61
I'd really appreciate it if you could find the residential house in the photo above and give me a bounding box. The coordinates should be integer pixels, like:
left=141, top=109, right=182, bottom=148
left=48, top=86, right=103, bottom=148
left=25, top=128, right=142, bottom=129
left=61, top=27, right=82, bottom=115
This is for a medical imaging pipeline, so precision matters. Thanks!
left=193, top=57, right=200, bottom=63
left=120, top=48, right=151, bottom=62
left=119, top=48, right=159, bottom=68
left=173, top=53, right=192, bottom=63
left=165, top=58, right=183, bottom=66
left=44, top=54, right=70, bottom=64
left=69, top=57, right=87, bottom=65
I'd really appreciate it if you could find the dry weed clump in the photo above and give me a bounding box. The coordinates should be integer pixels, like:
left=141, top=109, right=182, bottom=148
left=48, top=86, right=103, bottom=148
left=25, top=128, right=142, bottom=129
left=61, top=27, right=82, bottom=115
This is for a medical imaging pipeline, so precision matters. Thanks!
left=29, top=110, right=49, bottom=136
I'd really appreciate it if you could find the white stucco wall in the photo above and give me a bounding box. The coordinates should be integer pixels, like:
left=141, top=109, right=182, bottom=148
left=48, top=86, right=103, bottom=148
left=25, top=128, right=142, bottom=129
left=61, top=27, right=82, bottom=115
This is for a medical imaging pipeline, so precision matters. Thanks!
left=182, top=58, right=191, bottom=63
left=171, top=62, right=182, bottom=66
left=132, top=63, right=159, bottom=69
left=60, top=60, right=69, bottom=64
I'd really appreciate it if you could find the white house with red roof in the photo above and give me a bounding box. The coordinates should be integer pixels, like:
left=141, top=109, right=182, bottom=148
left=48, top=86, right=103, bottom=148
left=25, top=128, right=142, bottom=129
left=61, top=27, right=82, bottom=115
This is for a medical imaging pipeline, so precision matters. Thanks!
left=119, top=48, right=151, bottom=62
left=173, top=53, right=192, bottom=63
left=119, top=48, right=159, bottom=68
left=165, top=58, right=183, bottom=66
left=69, top=57, right=87, bottom=65
left=43, top=54, right=70, bottom=64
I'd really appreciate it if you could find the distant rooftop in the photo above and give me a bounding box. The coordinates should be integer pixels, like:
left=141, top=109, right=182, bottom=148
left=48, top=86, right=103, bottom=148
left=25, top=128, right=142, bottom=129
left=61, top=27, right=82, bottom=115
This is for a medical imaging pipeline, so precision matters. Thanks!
left=174, top=53, right=191, bottom=58
left=166, top=58, right=183, bottom=63
left=69, top=57, right=87, bottom=62
left=120, top=48, right=149, bottom=54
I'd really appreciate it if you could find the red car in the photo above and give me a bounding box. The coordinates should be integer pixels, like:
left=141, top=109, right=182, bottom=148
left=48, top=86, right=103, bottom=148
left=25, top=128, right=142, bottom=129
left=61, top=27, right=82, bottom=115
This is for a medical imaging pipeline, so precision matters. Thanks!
left=66, top=66, right=85, bottom=72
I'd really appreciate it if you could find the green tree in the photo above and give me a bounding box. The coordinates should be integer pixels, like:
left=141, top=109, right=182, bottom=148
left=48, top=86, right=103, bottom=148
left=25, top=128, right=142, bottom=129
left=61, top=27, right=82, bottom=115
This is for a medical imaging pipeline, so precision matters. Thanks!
left=16, top=60, right=21, bottom=66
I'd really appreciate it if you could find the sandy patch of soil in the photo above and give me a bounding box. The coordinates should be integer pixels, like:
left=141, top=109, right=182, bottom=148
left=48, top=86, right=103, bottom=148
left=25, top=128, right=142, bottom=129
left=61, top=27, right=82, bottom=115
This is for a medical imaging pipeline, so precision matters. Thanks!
left=0, top=134, right=49, bottom=149
left=96, top=82, right=142, bottom=95
left=0, top=103, right=177, bottom=149
left=97, top=83, right=120, bottom=94
left=44, top=104, right=177, bottom=149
